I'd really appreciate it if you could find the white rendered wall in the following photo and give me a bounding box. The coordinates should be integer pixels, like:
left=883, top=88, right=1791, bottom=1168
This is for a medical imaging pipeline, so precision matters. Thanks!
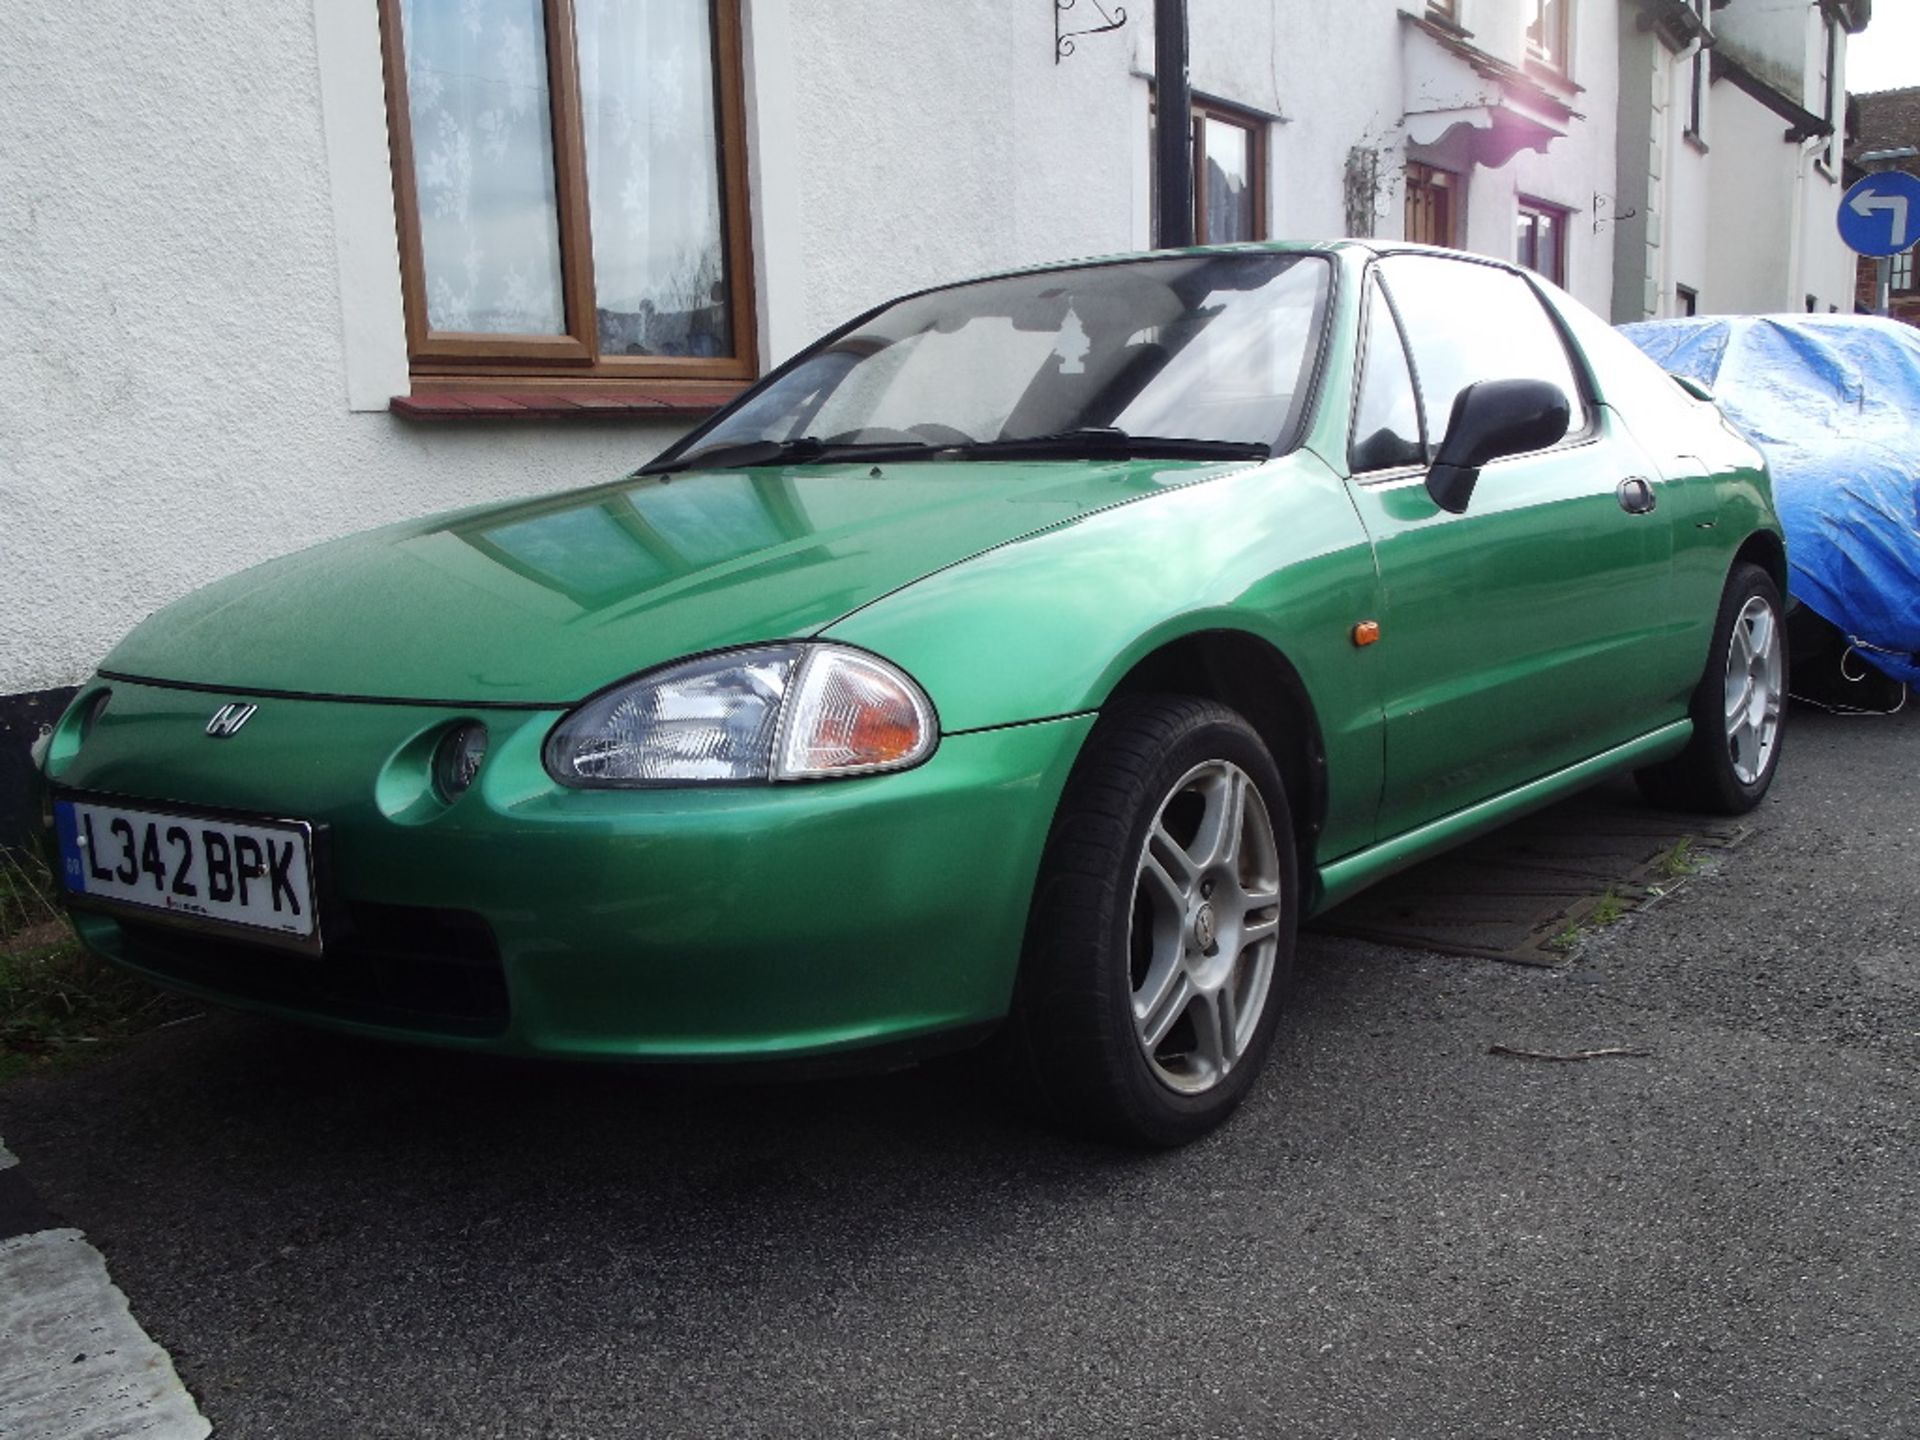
left=1794, top=21, right=1856, bottom=314
left=0, top=0, right=1632, bottom=702
left=1795, top=152, right=1857, bottom=313
left=774, top=0, right=1145, bottom=345
left=0, top=1, right=688, bottom=697
left=1708, top=0, right=1857, bottom=314
left=1705, top=85, right=1806, bottom=313
left=1496, top=0, right=1621, bottom=319
left=1663, top=46, right=1713, bottom=315
left=1189, top=0, right=1620, bottom=316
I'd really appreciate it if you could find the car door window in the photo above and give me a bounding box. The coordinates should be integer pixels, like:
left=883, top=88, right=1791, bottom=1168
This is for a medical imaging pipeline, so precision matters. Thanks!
left=1378, top=256, right=1587, bottom=454
left=1349, top=278, right=1425, bottom=472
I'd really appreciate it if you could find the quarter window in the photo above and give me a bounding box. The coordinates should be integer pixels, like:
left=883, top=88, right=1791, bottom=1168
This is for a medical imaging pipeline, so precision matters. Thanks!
left=379, top=0, right=756, bottom=383
left=1350, top=281, right=1425, bottom=472
left=1377, top=256, right=1587, bottom=452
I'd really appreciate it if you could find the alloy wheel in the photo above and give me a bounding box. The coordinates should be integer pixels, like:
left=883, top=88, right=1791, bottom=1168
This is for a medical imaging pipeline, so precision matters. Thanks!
left=1724, top=594, right=1783, bottom=785
left=1127, top=759, right=1283, bottom=1095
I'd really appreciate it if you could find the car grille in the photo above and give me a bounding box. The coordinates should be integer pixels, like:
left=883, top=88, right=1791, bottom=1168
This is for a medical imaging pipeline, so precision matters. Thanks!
left=111, top=902, right=509, bottom=1037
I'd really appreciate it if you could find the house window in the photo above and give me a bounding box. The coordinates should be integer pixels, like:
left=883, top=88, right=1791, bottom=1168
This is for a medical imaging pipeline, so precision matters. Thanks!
left=1526, top=0, right=1570, bottom=74
left=379, top=0, right=756, bottom=383
left=1149, top=97, right=1269, bottom=245
left=1894, top=248, right=1916, bottom=293
left=1197, top=102, right=1266, bottom=243
left=1676, top=284, right=1699, bottom=316
left=1405, top=163, right=1459, bottom=248
left=1514, top=199, right=1568, bottom=285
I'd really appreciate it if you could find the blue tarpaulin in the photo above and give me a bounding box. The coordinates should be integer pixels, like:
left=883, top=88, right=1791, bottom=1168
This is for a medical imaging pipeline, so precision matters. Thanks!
left=1622, top=316, right=1920, bottom=685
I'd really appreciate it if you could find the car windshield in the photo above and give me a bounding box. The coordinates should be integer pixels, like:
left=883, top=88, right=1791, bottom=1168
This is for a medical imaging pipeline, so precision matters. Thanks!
left=654, top=252, right=1331, bottom=471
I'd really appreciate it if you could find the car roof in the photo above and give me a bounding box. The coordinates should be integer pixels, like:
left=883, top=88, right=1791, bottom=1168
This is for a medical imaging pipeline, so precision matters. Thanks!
left=913, top=238, right=1525, bottom=298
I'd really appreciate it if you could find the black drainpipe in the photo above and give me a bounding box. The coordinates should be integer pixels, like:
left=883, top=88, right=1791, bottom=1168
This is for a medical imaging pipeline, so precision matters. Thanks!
left=1154, top=0, right=1194, bottom=248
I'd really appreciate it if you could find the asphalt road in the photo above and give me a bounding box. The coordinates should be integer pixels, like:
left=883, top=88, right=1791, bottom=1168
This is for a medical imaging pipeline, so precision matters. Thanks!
left=3, top=702, right=1916, bottom=1439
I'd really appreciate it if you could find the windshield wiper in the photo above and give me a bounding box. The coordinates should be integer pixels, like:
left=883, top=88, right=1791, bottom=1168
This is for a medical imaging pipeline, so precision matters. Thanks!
left=957, top=427, right=1270, bottom=463
left=642, top=436, right=941, bottom=475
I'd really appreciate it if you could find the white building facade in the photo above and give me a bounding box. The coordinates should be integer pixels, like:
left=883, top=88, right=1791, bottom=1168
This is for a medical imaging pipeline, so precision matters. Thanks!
left=1613, top=0, right=1867, bottom=321
left=0, top=0, right=1869, bottom=841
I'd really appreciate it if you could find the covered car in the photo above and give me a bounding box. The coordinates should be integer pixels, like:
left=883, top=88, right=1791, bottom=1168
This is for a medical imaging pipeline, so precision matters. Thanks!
left=1622, top=315, right=1920, bottom=689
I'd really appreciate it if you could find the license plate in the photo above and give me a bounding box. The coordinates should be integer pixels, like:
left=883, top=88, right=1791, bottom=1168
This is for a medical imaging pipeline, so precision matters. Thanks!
left=54, top=797, right=318, bottom=947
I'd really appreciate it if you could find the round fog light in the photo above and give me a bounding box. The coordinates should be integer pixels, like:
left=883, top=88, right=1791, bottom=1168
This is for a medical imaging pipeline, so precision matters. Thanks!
left=433, top=721, right=489, bottom=802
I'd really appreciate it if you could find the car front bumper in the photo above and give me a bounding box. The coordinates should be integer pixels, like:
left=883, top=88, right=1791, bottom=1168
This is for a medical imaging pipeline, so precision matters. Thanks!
left=45, top=678, right=1093, bottom=1062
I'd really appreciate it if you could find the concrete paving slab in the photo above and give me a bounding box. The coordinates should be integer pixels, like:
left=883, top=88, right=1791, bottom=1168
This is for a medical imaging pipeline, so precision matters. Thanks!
left=0, top=1229, right=209, bottom=1440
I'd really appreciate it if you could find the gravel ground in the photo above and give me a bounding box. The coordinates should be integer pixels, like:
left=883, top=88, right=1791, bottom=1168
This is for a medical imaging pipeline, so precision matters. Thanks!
left=1, top=701, right=1915, bottom=1439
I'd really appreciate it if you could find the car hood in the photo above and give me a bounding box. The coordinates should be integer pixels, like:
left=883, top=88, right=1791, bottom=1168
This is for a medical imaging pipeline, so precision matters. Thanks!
left=103, top=459, right=1248, bottom=705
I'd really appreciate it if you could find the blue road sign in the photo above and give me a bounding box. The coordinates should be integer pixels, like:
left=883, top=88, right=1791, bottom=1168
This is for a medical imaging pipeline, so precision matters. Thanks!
left=1838, top=172, right=1920, bottom=258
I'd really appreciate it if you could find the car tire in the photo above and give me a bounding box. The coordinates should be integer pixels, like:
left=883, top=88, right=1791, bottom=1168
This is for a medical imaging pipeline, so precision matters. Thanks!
left=1635, top=562, right=1787, bottom=814
left=1004, top=694, right=1298, bottom=1148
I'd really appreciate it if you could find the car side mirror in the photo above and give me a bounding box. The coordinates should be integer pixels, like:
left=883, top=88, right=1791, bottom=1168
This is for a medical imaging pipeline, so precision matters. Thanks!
left=1425, top=379, right=1571, bottom=514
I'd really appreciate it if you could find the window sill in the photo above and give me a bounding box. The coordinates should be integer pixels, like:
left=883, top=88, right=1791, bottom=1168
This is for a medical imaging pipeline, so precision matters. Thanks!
left=390, top=382, right=749, bottom=422
left=1422, top=12, right=1472, bottom=40
left=1521, top=55, right=1583, bottom=95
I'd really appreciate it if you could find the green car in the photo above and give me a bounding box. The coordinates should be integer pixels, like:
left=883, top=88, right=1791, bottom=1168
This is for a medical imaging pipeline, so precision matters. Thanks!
left=37, top=242, right=1786, bottom=1145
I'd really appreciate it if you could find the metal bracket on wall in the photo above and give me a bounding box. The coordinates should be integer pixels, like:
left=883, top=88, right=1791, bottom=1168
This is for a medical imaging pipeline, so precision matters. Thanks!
left=1592, top=192, right=1638, bottom=233
left=1056, top=0, right=1126, bottom=63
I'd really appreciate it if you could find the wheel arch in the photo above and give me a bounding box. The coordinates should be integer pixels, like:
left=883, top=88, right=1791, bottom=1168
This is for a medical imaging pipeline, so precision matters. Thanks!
left=1101, top=628, right=1330, bottom=875
left=1733, top=528, right=1788, bottom=596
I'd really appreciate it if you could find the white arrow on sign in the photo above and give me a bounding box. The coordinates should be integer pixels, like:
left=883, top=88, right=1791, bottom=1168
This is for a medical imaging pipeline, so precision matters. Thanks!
left=1851, top=189, right=1912, bottom=246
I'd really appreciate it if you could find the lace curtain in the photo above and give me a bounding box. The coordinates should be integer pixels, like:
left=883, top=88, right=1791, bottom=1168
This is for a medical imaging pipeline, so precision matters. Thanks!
left=399, top=0, right=731, bottom=354
left=402, top=0, right=567, bottom=335
left=577, top=0, right=731, bottom=358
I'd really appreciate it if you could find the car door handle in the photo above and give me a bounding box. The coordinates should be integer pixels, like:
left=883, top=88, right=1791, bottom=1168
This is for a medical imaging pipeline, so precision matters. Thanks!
left=1616, top=476, right=1658, bottom=514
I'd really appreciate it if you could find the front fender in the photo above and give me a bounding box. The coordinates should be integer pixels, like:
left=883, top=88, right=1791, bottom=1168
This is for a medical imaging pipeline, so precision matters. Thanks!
left=824, top=452, right=1385, bottom=850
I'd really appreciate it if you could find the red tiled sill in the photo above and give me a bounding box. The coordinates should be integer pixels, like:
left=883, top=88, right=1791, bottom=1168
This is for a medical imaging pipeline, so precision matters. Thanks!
left=391, top=384, right=748, bottom=421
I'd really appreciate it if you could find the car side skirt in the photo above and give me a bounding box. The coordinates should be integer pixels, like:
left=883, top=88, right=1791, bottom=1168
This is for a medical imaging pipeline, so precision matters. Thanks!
left=1309, top=720, right=1693, bottom=915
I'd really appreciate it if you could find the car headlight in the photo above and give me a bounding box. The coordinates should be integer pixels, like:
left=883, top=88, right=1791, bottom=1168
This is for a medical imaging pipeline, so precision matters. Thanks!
left=544, top=644, right=937, bottom=788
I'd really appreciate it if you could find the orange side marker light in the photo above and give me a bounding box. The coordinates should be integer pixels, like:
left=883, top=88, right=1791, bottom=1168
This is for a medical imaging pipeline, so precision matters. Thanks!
left=1352, top=620, right=1382, bottom=648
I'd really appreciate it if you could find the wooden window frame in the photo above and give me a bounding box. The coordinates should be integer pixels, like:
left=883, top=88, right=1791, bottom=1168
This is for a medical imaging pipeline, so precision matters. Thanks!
left=1515, top=197, right=1570, bottom=286
left=1526, top=0, right=1571, bottom=75
left=1191, top=99, right=1269, bottom=245
left=1147, top=93, right=1270, bottom=247
left=378, top=0, right=758, bottom=387
left=1403, top=162, right=1459, bottom=249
